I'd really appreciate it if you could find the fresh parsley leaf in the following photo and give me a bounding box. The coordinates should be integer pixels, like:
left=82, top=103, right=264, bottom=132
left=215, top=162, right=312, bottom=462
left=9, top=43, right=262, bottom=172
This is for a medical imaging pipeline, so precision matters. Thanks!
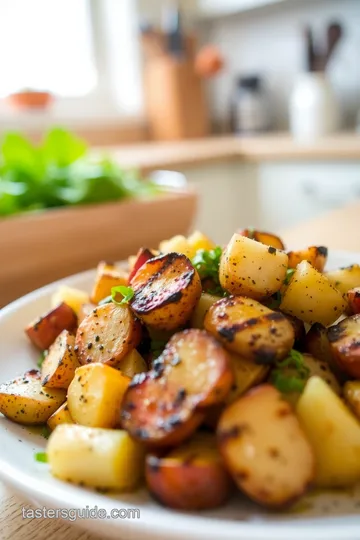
left=37, top=351, right=47, bottom=368
left=271, top=350, right=310, bottom=394
left=192, top=246, right=226, bottom=295
left=284, top=268, right=296, bottom=285
left=34, top=452, right=48, bottom=463
left=111, top=285, right=134, bottom=305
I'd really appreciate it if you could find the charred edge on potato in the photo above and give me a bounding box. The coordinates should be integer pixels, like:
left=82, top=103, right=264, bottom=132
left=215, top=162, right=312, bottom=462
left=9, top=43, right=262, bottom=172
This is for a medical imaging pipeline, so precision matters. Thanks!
left=217, top=312, right=285, bottom=343
left=317, top=246, right=328, bottom=257
left=130, top=253, right=195, bottom=314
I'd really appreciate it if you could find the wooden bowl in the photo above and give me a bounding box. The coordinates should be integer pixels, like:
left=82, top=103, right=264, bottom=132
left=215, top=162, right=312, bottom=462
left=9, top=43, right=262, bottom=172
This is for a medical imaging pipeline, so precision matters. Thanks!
left=0, top=188, right=197, bottom=307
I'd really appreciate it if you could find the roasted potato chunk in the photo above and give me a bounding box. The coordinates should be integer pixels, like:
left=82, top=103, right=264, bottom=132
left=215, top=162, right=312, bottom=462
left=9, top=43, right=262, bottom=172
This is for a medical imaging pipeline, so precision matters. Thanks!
left=47, top=402, right=73, bottom=431
left=76, top=303, right=141, bottom=367
left=67, top=363, right=130, bottom=428
left=281, top=312, right=305, bottom=348
left=219, top=233, right=288, bottom=299
left=226, top=353, right=269, bottom=404
left=204, top=296, right=294, bottom=364
left=187, top=230, right=216, bottom=257
left=347, top=287, right=360, bottom=314
left=327, top=315, right=360, bottom=378
left=305, top=323, right=346, bottom=381
left=344, top=381, right=360, bottom=420
left=159, top=235, right=192, bottom=257
left=190, top=292, right=221, bottom=329
left=297, top=376, right=360, bottom=488
left=117, top=349, right=148, bottom=379
left=280, top=260, right=346, bottom=326
left=326, top=264, right=360, bottom=295
left=130, top=253, right=202, bottom=331
left=0, top=369, right=66, bottom=425
left=121, top=329, right=233, bottom=446
left=51, top=286, right=90, bottom=317
left=145, top=433, right=232, bottom=510
left=239, top=228, right=285, bottom=250
left=41, top=330, right=79, bottom=389
left=25, top=302, right=77, bottom=351
left=128, top=248, right=155, bottom=282
left=287, top=246, right=328, bottom=272
left=91, top=261, right=128, bottom=304
left=217, top=385, right=314, bottom=507
left=47, top=425, right=145, bottom=490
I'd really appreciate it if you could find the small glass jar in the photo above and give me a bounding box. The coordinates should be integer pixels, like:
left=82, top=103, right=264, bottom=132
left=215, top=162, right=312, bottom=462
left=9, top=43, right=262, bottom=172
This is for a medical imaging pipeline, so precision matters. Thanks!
left=231, top=76, right=270, bottom=134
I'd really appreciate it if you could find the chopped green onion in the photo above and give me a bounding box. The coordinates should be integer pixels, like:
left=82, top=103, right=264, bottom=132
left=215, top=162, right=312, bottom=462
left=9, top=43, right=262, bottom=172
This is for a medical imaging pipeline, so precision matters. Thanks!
left=111, top=285, right=134, bottom=305
left=41, top=426, right=51, bottom=440
left=192, top=246, right=226, bottom=295
left=284, top=268, right=296, bottom=285
left=34, top=452, right=48, bottom=463
left=98, top=295, right=112, bottom=305
left=37, top=351, right=47, bottom=369
left=271, top=350, right=310, bottom=394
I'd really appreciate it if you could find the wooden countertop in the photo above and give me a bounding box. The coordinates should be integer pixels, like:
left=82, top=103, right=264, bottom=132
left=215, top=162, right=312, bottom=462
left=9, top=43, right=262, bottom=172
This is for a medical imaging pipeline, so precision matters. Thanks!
left=3, top=199, right=360, bottom=540
left=107, top=132, right=360, bottom=172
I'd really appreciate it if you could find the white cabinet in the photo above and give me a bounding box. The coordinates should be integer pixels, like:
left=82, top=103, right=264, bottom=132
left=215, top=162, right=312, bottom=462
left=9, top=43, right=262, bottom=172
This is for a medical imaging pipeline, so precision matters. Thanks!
left=257, top=161, right=360, bottom=231
left=197, top=0, right=286, bottom=18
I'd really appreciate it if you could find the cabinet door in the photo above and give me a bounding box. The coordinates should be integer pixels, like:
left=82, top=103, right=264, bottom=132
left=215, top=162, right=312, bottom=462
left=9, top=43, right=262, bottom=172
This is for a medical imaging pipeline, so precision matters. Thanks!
left=258, top=161, right=360, bottom=232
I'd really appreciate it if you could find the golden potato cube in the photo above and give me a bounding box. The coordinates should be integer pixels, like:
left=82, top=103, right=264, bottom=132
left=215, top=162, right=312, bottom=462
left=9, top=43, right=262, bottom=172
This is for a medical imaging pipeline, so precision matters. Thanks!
left=47, top=402, right=73, bottom=431
left=219, top=233, right=288, bottom=299
left=190, top=292, right=221, bottom=329
left=159, top=235, right=192, bottom=257
left=280, top=260, right=346, bottom=326
left=117, top=349, right=147, bottom=379
left=187, top=231, right=216, bottom=259
left=326, top=264, right=360, bottom=295
left=67, top=363, right=130, bottom=428
left=91, top=261, right=128, bottom=304
left=51, top=286, right=90, bottom=317
left=47, top=424, right=145, bottom=490
left=297, top=376, right=360, bottom=488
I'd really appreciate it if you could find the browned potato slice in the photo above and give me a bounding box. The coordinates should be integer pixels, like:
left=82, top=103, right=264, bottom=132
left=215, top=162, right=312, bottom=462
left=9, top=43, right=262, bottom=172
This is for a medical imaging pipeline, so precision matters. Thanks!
left=78, top=302, right=96, bottom=325
left=41, top=330, right=79, bottom=389
left=47, top=402, right=73, bottom=431
left=219, top=233, right=288, bottom=299
left=282, top=312, right=306, bottom=347
left=280, top=260, right=346, bottom=326
left=190, top=292, right=221, bottom=329
left=121, top=329, right=233, bottom=446
left=327, top=315, right=360, bottom=378
left=239, top=229, right=285, bottom=250
left=344, top=381, right=360, bottom=420
left=145, top=433, right=232, bottom=510
left=204, top=296, right=294, bottom=363
left=75, top=303, right=142, bottom=367
left=91, top=261, right=128, bottom=304
left=25, top=303, right=77, bottom=351
left=304, top=323, right=345, bottom=381
left=67, top=363, right=130, bottom=428
left=0, top=370, right=66, bottom=425
left=217, top=385, right=314, bottom=507
left=121, top=372, right=205, bottom=447
left=287, top=246, right=328, bottom=272
left=130, top=253, right=202, bottom=331
left=226, top=353, right=269, bottom=404
left=326, top=264, right=360, bottom=295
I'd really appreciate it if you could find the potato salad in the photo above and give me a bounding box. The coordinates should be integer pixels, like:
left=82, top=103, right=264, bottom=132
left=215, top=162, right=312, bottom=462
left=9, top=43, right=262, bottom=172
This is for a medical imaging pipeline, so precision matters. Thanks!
left=2, top=229, right=360, bottom=510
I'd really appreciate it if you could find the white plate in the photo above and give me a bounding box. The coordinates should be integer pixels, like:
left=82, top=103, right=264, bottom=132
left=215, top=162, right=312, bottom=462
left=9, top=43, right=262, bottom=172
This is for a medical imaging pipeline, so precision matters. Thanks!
left=1, top=251, right=360, bottom=540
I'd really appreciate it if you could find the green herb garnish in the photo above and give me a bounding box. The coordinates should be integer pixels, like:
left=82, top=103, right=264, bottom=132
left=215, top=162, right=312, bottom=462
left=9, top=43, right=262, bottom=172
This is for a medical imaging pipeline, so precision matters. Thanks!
left=284, top=268, right=296, bottom=285
left=41, top=426, right=51, bottom=440
left=266, top=291, right=282, bottom=310
left=111, top=285, right=134, bottom=305
left=271, top=350, right=310, bottom=394
left=37, top=351, right=47, bottom=368
left=34, top=452, right=48, bottom=463
left=98, top=295, right=112, bottom=306
left=192, top=246, right=226, bottom=295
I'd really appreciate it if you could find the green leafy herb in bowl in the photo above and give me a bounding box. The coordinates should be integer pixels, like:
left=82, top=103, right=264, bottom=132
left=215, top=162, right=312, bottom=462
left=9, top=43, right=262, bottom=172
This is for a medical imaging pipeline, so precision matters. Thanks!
left=0, top=128, right=159, bottom=217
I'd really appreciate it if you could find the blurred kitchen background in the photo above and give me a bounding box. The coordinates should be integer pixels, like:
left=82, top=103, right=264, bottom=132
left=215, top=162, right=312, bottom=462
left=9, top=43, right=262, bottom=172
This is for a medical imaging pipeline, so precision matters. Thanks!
left=1, top=0, right=360, bottom=304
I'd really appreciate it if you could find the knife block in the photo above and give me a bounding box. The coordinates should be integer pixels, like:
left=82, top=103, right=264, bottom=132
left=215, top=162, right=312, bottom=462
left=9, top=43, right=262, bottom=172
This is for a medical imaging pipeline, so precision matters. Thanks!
left=144, top=54, right=210, bottom=141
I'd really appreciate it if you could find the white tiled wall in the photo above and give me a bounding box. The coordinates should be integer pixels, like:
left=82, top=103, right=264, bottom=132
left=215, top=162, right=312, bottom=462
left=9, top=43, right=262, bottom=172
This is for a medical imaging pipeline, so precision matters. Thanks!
left=199, top=0, right=360, bottom=129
